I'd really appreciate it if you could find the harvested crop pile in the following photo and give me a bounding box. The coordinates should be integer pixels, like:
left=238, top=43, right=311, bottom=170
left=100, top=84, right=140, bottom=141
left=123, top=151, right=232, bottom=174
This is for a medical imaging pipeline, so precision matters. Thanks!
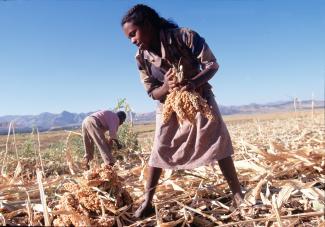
left=53, top=165, right=133, bottom=226
left=162, top=65, right=215, bottom=124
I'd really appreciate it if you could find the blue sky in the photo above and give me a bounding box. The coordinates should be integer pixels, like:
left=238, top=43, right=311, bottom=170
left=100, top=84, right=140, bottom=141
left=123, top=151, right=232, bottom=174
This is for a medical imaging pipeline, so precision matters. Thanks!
left=0, top=0, right=324, bottom=115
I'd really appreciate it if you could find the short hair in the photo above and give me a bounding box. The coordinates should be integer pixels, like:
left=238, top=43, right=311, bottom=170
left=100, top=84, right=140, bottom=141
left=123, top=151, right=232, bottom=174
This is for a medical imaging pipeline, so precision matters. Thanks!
left=121, top=4, right=178, bottom=29
left=117, top=111, right=127, bottom=122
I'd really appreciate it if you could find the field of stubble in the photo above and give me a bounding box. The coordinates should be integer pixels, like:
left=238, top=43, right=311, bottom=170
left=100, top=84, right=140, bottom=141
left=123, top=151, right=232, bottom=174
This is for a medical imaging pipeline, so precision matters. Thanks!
left=0, top=110, right=324, bottom=226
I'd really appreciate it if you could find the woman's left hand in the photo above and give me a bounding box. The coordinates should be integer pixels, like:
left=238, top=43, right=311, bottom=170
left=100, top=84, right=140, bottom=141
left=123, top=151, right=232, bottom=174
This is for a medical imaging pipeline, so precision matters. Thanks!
left=180, top=81, right=196, bottom=92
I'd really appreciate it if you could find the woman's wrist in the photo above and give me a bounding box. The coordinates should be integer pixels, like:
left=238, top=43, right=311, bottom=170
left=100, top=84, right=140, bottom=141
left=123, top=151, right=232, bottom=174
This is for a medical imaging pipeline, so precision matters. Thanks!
left=151, top=84, right=169, bottom=100
left=188, top=81, right=196, bottom=90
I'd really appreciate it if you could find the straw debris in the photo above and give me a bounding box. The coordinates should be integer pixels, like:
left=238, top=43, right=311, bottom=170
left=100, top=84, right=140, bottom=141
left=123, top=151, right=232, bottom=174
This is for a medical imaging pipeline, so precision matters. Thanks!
left=0, top=111, right=324, bottom=226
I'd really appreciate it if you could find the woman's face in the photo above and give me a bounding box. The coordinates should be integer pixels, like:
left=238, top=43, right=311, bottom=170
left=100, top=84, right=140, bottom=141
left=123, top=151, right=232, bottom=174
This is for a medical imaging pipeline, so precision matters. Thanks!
left=123, top=21, right=154, bottom=51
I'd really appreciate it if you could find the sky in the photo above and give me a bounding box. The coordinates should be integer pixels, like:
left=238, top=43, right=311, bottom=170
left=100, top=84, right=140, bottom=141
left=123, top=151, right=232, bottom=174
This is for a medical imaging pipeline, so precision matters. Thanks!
left=0, top=0, right=324, bottom=116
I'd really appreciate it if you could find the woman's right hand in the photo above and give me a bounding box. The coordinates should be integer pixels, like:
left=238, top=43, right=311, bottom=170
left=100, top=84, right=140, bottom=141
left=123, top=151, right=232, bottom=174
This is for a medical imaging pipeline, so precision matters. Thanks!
left=151, top=68, right=175, bottom=100
left=163, top=68, right=177, bottom=92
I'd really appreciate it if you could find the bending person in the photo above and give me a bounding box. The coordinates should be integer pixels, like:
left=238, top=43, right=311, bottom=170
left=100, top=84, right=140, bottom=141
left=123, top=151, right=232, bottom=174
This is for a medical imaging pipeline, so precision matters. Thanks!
left=82, top=110, right=126, bottom=169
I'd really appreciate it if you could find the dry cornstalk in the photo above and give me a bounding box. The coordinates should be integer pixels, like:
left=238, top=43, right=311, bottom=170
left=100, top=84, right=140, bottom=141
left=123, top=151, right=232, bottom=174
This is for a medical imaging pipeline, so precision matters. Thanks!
left=272, top=194, right=284, bottom=227
left=2, top=121, right=12, bottom=175
left=36, top=128, right=45, bottom=174
left=12, top=123, right=19, bottom=161
left=25, top=190, right=34, bottom=226
left=0, top=212, right=6, bottom=226
left=36, top=169, right=50, bottom=226
left=63, top=131, right=76, bottom=175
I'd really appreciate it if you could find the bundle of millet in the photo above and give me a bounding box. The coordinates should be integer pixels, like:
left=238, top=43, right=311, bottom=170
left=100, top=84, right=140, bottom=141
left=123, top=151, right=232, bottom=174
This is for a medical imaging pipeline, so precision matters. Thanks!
left=162, top=64, right=216, bottom=124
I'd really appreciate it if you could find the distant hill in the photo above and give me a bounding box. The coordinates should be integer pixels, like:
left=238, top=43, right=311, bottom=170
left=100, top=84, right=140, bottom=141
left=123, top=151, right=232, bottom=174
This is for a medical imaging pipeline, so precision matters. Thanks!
left=0, top=100, right=323, bottom=134
left=0, top=111, right=92, bottom=134
left=218, top=100, right=324, bottom=115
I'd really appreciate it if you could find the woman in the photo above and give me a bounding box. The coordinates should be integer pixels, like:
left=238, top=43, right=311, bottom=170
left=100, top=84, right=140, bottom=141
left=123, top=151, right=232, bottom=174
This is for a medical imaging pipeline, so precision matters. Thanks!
left=122, top=4, right=243, bottom=218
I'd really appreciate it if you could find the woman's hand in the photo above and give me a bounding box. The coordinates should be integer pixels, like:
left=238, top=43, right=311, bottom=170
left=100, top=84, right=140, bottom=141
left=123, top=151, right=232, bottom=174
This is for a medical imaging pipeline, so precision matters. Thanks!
left=162, top=68, right=177, bottom=92
left=180, top=80, right=196, bottom=92
left=151, top=68, right=176, bottom=100
left=107, top=138, right=114, bottom=149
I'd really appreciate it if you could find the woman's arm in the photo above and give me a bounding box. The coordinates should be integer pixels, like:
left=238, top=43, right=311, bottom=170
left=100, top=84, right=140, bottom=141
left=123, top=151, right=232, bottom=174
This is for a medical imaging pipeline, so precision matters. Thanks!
left=137, top=55, right=175, bottom=101
left=177, top=28, right=219, bottom=91
left=182, top=62, right=219, bottom=91
left=151, top=69, right=176, bottom=100
left=150, top=83, right=169, bottom=100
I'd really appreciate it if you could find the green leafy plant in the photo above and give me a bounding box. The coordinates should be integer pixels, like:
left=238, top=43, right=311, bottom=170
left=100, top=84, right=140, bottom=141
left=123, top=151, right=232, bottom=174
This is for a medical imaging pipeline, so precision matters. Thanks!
left=113, top=98, right=140, bottom=162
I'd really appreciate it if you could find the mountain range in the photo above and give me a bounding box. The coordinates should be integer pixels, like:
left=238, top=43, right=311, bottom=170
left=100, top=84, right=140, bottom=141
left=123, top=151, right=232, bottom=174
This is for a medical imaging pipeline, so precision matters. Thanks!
left=0, top=100, right=323, bottom=134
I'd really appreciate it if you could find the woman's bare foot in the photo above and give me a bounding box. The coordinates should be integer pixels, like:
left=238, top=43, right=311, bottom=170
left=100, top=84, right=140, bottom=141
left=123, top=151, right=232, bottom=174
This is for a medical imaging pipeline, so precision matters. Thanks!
left=233, top=192, right=245, bottom=207
left=134, top=201, right=155, bottom=218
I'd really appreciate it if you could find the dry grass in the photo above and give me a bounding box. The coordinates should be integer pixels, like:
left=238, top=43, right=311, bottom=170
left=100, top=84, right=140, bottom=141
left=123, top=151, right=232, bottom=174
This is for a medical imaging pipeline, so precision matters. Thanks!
left=0, top=131, right=68, bottom=151
left=0, top=110, right=324, bottom=226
